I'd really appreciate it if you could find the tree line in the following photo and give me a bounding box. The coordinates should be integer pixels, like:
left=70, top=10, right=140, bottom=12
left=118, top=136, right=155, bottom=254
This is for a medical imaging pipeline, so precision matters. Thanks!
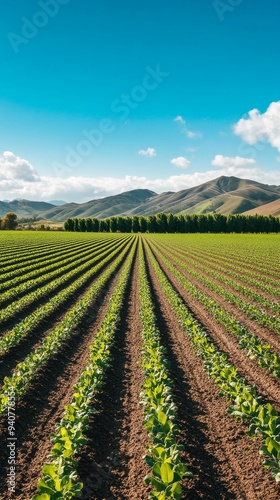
left=64, top=212, right=280, bottom=233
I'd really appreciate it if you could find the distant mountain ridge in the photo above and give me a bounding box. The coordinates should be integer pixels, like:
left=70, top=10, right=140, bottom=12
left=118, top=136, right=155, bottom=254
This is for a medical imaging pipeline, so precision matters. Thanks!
left=0, top=199, right=56, bottom=219
left=1, top=176, right=280, bottom=221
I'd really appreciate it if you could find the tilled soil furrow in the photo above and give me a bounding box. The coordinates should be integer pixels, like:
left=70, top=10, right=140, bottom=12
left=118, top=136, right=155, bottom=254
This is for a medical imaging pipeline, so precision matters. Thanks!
left=168, top=244, right=280, bottom=304
left=0, top=244, right=99, bottom=308
left=0, top=241, right=125, bottom=334
left=182, top=246, right=280, bottom=283
left=163, top=244, right=280, bottom=320
left=76, top=253, right=150, bottom=500
left=149, top=243, right=280, bottom=412
left=0, top=263, right=127, bottom=500
left=156, top=243, right=280, bottom=347
left=144, top=247, right=280, bottom=500
left=0, top=247, right=128, bottom=385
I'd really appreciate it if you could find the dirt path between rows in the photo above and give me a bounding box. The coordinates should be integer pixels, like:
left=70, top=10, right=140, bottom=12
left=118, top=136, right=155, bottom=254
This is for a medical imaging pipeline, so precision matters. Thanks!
left=0, top=241, right=130, bottom=385
left=0, top=239, right=126, bottom=336
left=0, top=241, right=98, bottom=308
left=182, top=245, right=280, bottom=283
left=154, top=242, right=280, bottom=347
left=165, top=243, right=280, bottom=316
left=147, top=241, right=280, bottom=412
left=76, top=249, right=151, bottom=499
left=143, top=242, right=280, bottom=499
left=0, top=252, right=131, bottom=499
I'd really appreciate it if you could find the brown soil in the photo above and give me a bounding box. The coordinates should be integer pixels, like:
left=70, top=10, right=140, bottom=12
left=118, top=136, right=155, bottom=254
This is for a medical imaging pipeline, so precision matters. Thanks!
left=182, top=244, right=280, bottom=283
left=146, top=241, right=280, bottom=412
left=167, top=243, right=280, bottom=313
left=0, top=247, right=133, bottom=499
left=0, top=240, right=130, bottom=385
left=76, top=249, right=150, bottom=499
left=0, top=242, right=80, bottom=278
left=0, top=239, right=125, bottom=334
left=0, top=240, right=96, bottom=300
left=143, top=242, right=280, bottom=499
left=0, top=234, right=279, bottom=499
left=153, top=240, right=280, bottom=356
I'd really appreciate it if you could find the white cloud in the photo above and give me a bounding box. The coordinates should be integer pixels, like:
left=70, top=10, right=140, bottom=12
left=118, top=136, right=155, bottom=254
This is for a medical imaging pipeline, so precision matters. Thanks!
left=174, top=116, right=202, bottom=140
left=186, top=147, right=197, bottom=153
left=276, top=157, right=280, bottom=163
left=174, top=115, right=186, bottom=124
left=0, top=151, right=279, bottom=204
left=212, top=155, right=256, bottom=168
left=0, top=151, right=40, bottom=182
left=234, top=101, right=280, bottom=152
left=170, top=156, right=191, bottom=169
left=138, top=147, right=157, bottom=158
left=1, top=168, right=280, bottom=203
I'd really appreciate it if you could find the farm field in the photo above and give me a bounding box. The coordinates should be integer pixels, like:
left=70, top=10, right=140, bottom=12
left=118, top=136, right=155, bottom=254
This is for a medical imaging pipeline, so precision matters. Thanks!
left=0, top=231, right=279, bottom=499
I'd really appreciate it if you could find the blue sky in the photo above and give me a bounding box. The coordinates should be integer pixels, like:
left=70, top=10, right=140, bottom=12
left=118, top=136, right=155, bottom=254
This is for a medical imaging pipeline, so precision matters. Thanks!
left=0, top=0, right=279, bottom=202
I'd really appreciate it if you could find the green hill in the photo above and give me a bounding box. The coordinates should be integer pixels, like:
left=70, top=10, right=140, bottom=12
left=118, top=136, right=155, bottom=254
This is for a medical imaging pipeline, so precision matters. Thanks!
left=1, top=177, right=280, bottom=221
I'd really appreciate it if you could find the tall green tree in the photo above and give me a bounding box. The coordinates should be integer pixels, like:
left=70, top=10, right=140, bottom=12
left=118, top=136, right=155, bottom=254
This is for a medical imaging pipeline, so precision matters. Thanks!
left=73, top=219, right=80, bottom=232
left=131, top=215, right=140, bottom=233
left=146, top=215, right=157, bottom=233
left=139, top=216, right=147, bottom=233
left=176, top=215, right=186, bottom=233
left=91, top=218, right=99, bottom=232
left=2, top=212, right=18, bottom=230
left=109, top=217, right=117, bottom=232
left=115, top=216, right=126, bottom=232
left=85, top=218, right=94, bottom=232
left=64, top=218, right=74, bottom=231
left=156, top=212, right=168, bottom=233
left=78, top=219, right=86, bottom=232
left=167, top=213, right=176, bottom=233
left=99, top=219, right=109, bottom=232
left=213, top=213, right=227, bottom=233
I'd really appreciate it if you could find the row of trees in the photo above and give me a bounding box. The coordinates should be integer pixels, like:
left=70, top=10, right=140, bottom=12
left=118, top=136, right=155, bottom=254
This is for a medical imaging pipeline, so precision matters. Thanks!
left=64, top=212, right=280, bottom=234
left=0, top=212, right=18, bottom=230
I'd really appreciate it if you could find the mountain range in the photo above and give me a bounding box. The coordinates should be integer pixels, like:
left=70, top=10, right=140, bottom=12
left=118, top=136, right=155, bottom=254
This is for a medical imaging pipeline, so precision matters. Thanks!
left=1, top=176, right=280, bottom=222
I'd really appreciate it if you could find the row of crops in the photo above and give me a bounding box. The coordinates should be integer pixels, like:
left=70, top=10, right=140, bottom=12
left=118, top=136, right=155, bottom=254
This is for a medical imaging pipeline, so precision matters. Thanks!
left=144, top=238, right=280, bottom=484
left=0, top=231, right=279, bottom=499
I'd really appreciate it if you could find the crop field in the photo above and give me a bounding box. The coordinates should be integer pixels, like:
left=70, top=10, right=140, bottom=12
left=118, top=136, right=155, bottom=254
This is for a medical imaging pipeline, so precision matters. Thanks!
left=0, top=231, right=279, bottom=499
